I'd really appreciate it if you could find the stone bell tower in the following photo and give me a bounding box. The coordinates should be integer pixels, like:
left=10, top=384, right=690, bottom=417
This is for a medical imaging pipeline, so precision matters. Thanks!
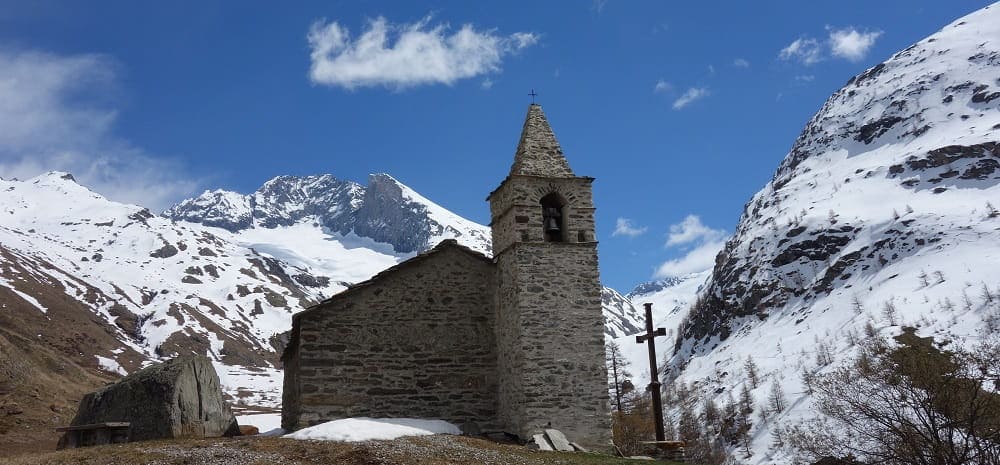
left=488, top=103, right=611, bottom=449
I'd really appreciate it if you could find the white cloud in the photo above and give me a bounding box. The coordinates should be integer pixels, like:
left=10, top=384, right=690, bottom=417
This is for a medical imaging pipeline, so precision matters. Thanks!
left=672, top=87, right=709, bottom=110
left=509, top=32, right=539, bottom=50
left=828, top=27, right=882, bottom=62
left=653, top=79, right=672, bottom=93
left=707, top=64, right=716, bottom=75
left=733, top=58, right=750, bottom=68
left=591, top=0, right=607, bottom=13
left=481, top=78, right=494, bottom=90
left=655, top=215, right=727, bottom=279
left=307, top=16, right=538, bottom=90
left=0, top=49, right=198, bottom=210
left=666, top=214, right=725, bottom=246
left=778, top=37, right=822, bottom=65
left=779, top=28, right=881, bottom=66
left=612, top=218, right=647, bottom=238
left=654, top=239, right=725, bottom=279
left=795, top=74, right=816, bottom=82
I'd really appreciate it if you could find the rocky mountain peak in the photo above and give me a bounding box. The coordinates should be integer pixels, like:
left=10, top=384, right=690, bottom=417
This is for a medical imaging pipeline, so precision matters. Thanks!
left=30, top=171, right=84, bottom=188
left=627, top=276, right=685, bottom=299
left=163, top=173, right=489, bottom=254
left=163, top=189, right=253, bottom=231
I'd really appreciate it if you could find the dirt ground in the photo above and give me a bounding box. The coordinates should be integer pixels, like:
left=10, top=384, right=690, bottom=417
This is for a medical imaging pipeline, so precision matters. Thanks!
left=3, top=434, right=684, bottom=465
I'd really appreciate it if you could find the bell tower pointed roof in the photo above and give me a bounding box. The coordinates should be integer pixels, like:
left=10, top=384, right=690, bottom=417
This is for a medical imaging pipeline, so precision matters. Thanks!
left=509, top=104, right=575, bottom=178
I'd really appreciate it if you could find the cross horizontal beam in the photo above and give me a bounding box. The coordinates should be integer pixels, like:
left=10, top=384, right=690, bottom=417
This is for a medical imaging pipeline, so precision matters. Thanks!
left=636, top=327, right=666, bottom=343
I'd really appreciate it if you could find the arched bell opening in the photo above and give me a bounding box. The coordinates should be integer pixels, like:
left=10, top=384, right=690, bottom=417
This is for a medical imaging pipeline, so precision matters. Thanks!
left=540, top=193, right=566, bottom=242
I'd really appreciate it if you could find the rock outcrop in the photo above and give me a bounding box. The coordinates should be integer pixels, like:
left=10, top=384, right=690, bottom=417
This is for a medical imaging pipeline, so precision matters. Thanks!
left=59, top=355, right=239, bottom=447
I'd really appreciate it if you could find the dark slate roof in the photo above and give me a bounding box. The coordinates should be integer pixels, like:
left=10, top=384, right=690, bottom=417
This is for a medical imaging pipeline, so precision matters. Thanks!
left=294, top=239, right=492, bottom=319
left=282, top=239, right=492, bottom=362
left=508, top=104, right=574, bottom=178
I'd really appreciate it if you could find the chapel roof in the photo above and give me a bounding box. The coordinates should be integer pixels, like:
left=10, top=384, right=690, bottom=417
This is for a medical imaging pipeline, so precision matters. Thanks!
left=282, top=239, right=492, bottom=362
left=293, top=239, right=491, bottom=318
left=508, top=104, right=575, bottom=178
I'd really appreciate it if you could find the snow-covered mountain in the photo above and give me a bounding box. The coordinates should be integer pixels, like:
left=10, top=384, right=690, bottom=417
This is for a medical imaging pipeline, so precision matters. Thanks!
left=0, top=172, right=352, bottom=406
left=164, top=173, right=492, bottom=255
left=0, top=170, right=646, bottom=413
left=666, top=4, right=1000, bottom=463
left=610, top=271, right=710, bottom=385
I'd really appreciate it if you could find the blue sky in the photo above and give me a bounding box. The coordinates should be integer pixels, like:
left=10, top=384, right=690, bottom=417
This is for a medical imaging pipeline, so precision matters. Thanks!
left=0, top=1, right=990, bottom=291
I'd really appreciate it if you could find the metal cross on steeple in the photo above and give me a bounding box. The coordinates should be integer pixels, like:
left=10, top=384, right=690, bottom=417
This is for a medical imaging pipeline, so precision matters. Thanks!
left=528, top=89, right=538, bottom=103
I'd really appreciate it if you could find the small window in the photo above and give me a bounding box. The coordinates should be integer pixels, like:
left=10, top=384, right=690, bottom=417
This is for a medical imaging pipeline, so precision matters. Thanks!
left=541, top=193, right=565, bottom=242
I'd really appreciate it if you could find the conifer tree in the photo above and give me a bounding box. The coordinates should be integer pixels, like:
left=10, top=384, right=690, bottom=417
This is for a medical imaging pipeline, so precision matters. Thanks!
left=702, top=397, right=720, bottom=434
left=744, top=355, right=760, bottom=389
left=768, top=378, right=786, bottom=414
left=605, top=340, right=633, bottom=412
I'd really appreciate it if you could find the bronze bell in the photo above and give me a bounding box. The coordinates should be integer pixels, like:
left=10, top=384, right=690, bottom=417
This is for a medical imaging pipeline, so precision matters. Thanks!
left=545, top=208, right=559, bottom=233
left=545, top=216, right=560, bottom=233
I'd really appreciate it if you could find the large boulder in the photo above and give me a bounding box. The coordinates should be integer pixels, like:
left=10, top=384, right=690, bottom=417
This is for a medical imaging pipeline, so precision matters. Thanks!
left=60, top=355, right=239, bottom=446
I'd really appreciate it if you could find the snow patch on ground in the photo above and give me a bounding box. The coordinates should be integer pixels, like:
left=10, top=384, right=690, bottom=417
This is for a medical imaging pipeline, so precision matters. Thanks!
left=0, top=277, right=49, bottom=313
left=284, top=418, right=461, bottom=442
left=95, top=355, right=127, bottom=375
left=235, top=412, right=283, bottom=436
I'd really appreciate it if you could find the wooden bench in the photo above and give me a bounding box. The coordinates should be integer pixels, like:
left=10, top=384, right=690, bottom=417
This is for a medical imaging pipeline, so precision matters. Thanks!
left=640, top=440, right=687, bottom=462
left=56, top=422, right=131, bottom=449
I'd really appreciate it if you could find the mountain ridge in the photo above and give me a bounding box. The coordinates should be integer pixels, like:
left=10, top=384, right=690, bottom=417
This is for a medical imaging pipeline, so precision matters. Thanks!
left=163, top=173, right=491, bottom=255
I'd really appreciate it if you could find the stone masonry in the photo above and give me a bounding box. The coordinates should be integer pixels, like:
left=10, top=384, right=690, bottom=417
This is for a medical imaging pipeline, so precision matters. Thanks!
left=282, top=103, right=612, bottom=450
left=282, top=242, right=499, bottom=433
left=488, top=104, right=611, bottom=448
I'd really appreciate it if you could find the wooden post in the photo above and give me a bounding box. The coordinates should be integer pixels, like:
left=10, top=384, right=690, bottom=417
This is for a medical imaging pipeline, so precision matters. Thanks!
left=635, top=303, right=667, bottom=441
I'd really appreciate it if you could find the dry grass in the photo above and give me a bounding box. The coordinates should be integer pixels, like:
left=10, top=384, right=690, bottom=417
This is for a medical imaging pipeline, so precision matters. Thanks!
left=5, top=435, right=687, bottom=465
left=0, top=327, right=119, bottom=458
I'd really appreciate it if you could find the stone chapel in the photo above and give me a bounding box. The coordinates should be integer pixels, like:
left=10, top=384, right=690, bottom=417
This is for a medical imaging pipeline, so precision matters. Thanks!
left=281, top=103, right=611, bottom=449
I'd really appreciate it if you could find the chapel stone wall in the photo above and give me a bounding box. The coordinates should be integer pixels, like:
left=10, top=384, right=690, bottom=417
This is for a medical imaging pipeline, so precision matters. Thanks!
left=282, top=245, right=500, bottom=433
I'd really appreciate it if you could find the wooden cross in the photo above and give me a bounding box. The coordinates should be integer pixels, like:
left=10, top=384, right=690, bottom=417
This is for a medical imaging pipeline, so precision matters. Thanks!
left=636, top=302, right=667, bottom=442
left=528, top=89, right=538, bottom=103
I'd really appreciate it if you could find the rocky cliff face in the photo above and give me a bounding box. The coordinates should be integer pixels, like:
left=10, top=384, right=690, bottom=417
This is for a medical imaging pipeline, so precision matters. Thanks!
left=602, top=287, right=643, bottom=338
left=676, top=5, right=1000, bottom=355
